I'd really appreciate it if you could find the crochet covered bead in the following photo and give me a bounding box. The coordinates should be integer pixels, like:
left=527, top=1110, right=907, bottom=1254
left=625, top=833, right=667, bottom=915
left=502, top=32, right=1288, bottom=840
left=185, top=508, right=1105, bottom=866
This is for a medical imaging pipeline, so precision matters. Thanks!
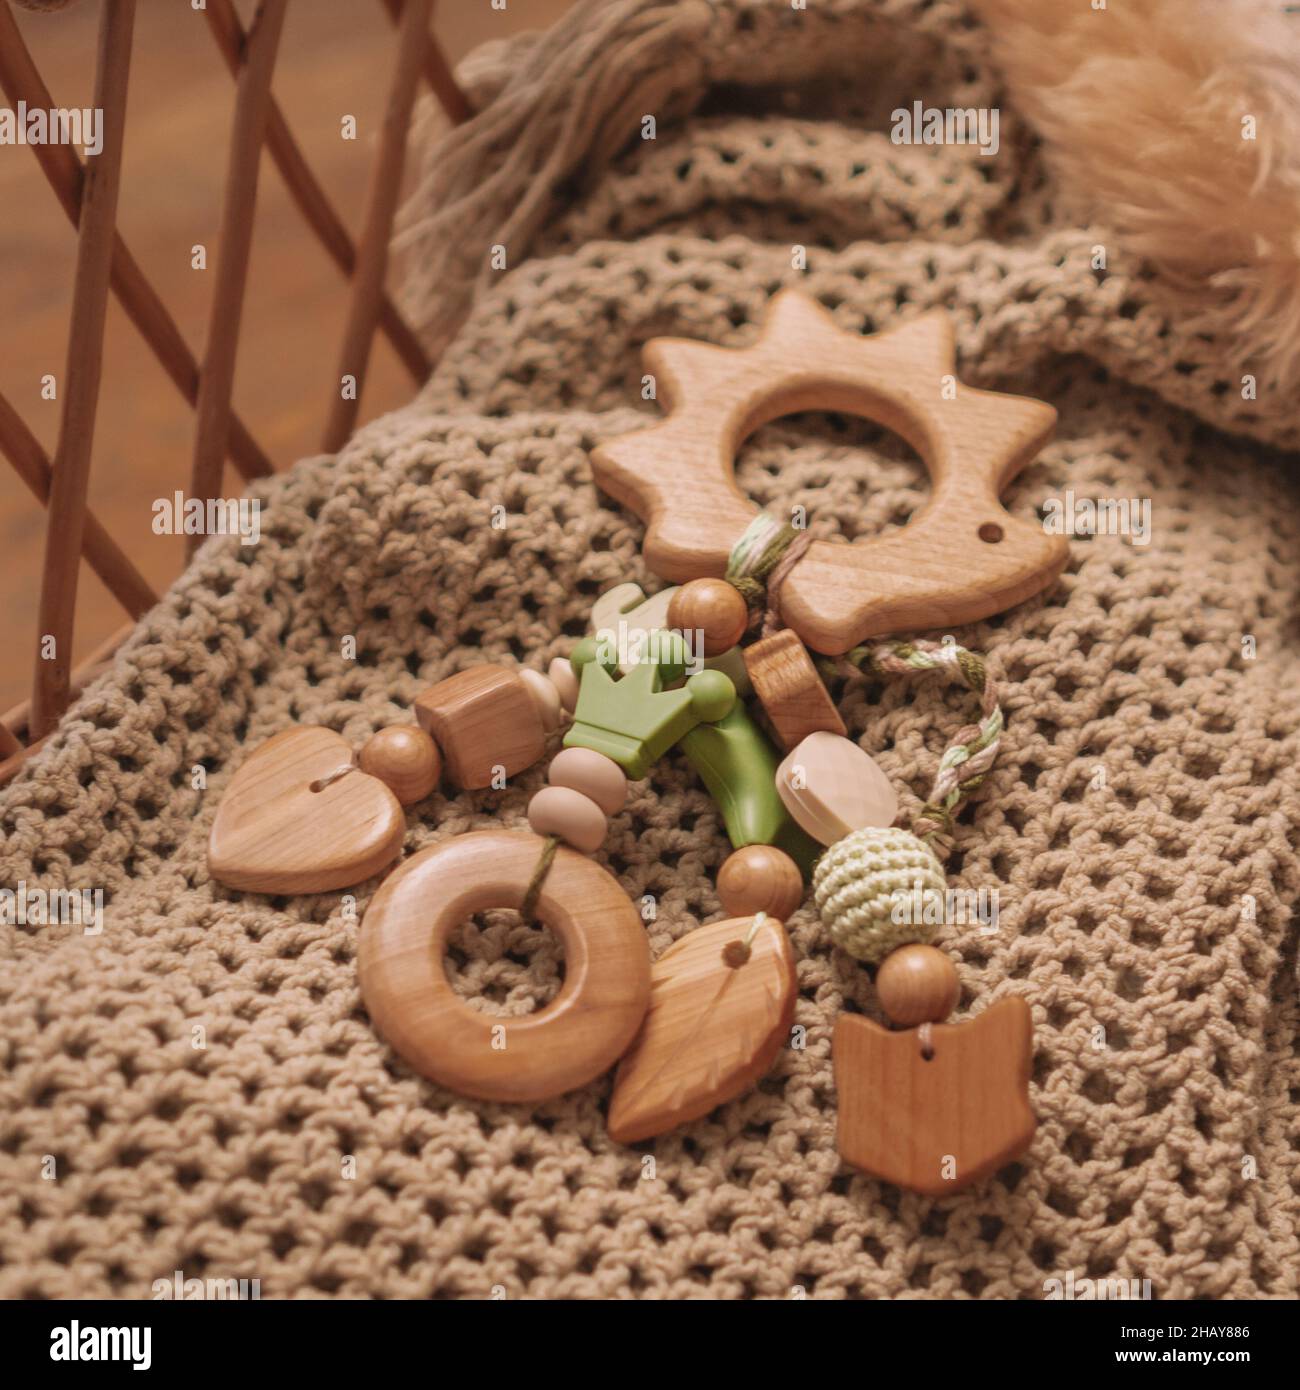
left=812, top=825, right=947, bottom=963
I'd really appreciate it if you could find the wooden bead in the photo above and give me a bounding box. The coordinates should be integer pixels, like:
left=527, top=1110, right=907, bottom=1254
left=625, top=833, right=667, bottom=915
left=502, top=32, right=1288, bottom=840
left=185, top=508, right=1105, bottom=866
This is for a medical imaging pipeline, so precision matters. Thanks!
left=875, top=944, right=960, bottom=1026
left=548, top=657, right=579, bottom=712
left=358, top=830, right=650, bottom=1103
left=358, top=725, right=440, bottom=806
left=527, top=784, right=608, bottom=854
left=835, top=997, right=1035, bottom=1195
left=519, top=667, right=561, bottom=732
left=208, top=727, right=404, bottom=894
left=744, top=629, right=846, bottom=751
left=667, top=578, right=749, bottom=658
left=547, top=746, right=627, bottom=815
left=776, top=731, right=897, bottom=845
left=414, top=665, right=546, bottom=790
left=717, top=845, right=804, bottom=920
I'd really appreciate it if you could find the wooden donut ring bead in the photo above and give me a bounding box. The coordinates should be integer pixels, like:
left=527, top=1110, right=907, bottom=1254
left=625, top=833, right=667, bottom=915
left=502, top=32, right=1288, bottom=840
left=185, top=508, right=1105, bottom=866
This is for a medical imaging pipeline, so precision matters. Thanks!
left=875, top=944, right=960, bottom=1026
left=527, top=785, right=608, bottom=854
left=547, top=746, right=627, bottom=815
left=667, top=578, right=749, bottom=658
left=358, top=830, right=651, bottom=1102
left=359, top=725, right=441, bottom=806
left=717, top=845, right=804, bottom=920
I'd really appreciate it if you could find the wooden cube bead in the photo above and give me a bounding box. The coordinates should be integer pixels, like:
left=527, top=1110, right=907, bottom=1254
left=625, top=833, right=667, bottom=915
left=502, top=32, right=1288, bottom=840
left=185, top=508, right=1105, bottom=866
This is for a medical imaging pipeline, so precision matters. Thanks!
left=359, top=725, right=441, bottom=806
left=415, top=665, right=547, bottom=790
left=717, top=845, right=804, bottom=921
left=667, top=578, right=749, bottom=657
left=528, top=785, right=607, bottom=854
left=876, top=944, right=960, bottom=1026
left=744, top=629, right=846, bottom=751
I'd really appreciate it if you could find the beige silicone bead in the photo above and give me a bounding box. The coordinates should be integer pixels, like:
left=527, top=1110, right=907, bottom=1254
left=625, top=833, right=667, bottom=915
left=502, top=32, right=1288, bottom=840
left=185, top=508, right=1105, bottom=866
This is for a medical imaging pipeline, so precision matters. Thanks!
left=519, top=668, right=562, bottom=732
left=548, top=657, right=580, bottom=712
left=527, top=785, right=608, bottom=854
left=547, top=746, right=627, bottom=816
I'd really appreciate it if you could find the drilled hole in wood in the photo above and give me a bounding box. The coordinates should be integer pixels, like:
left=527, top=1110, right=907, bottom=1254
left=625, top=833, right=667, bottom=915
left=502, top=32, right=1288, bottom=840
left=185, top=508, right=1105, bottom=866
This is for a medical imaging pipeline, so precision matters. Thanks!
left=978, top=522, right=1004, bottom=544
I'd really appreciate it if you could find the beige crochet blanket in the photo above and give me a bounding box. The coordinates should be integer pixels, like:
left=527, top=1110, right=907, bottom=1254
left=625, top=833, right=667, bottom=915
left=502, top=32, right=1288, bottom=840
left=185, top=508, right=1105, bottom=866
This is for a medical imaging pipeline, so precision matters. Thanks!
left=2, top=0, right=1298, bottom=1299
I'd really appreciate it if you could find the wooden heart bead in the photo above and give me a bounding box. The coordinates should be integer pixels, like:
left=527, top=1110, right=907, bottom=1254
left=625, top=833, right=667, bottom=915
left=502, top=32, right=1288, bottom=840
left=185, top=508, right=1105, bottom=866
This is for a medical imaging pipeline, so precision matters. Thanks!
left=527, top=785, right=607, bottom=854
left=876, top=944, right=960, bottom=1026
left=359, top=830, right=650, bottom=1103
left=744, top=629, right=846, bottom=751
left=415, top=665, right=547, bottom=789
left=209, top=726, right=405, bottom=894
left=777, top=731, right=898, bottom=845
left=667, top=578, right=748, bottom=657
left=359, top=725, right=441, bottom=806
left=547, top=746, right=627, bottom=815
left=717, top=845, right=804, bottom=920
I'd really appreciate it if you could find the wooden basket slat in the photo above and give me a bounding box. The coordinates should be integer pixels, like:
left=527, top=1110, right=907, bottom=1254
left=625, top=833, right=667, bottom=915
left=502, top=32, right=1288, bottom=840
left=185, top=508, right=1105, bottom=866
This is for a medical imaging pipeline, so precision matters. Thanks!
left=0, top=390, right=157, bottom=618
left=205, top=0, right=430, bottom=385
left=30, top=0, right=137, bottom=741
left=189, top=0, right=289, bottom=555
left=322, top=0, right=435, bottom=453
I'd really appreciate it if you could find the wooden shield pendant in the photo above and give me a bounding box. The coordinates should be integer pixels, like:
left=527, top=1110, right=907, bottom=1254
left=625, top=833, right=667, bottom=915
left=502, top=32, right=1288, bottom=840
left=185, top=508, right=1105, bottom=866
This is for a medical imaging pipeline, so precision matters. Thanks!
left=834, top=996, right=1035, bottom=1196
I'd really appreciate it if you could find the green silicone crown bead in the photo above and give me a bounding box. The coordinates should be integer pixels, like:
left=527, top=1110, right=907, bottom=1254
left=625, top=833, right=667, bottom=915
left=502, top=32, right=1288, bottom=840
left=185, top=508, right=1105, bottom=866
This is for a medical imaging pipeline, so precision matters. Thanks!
left=566, top=630, right=734, bottom=779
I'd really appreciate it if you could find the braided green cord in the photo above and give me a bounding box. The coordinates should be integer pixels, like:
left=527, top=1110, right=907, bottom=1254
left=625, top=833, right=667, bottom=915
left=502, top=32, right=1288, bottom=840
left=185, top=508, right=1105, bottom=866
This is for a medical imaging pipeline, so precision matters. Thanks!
left=725, top=513, right=805, bottom=608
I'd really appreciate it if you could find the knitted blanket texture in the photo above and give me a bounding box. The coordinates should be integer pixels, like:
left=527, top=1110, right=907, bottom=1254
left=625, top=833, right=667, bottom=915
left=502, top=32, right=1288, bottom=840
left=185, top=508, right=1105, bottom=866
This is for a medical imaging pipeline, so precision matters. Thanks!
left=1, top=0, right=1298, bottom=1299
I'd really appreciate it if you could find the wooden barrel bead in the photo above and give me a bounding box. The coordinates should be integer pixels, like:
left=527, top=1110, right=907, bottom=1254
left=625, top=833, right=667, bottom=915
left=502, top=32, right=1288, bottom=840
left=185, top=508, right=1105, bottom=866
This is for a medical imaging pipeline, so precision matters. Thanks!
left=717, top=844, right=804, bottom=921
left=548, top=656, right=580, bottom=712
left=415, top=665, right=547, bottom=789
left=547, top=746, right=627, bottom=816
left=520, top=667, right=562, bottom=732
left=358, top=725, right=441, bottom=806
left=875, top=944, right=960, bottom=1027
left=527, top=784, right=607, bottom=854
left=667, top=578, right=749, bottom=657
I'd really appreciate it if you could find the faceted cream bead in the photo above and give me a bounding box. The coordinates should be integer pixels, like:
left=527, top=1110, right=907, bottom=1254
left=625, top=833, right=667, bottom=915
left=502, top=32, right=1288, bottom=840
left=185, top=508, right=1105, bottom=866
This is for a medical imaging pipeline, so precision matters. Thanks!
left=547, top=657, right=580, bottom=713
left=776, top=731, right=898, bottom=846
left=547, top=746, right=627, bottom=816
left=527, top=785, right=607, bottom=854
left=519, top=668, right=562, bottom=732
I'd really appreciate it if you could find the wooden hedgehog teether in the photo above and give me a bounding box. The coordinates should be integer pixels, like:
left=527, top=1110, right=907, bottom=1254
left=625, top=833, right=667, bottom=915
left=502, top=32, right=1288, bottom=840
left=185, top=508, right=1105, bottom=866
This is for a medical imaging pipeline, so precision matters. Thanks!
left=208, top=291, right=1062, bottom=1196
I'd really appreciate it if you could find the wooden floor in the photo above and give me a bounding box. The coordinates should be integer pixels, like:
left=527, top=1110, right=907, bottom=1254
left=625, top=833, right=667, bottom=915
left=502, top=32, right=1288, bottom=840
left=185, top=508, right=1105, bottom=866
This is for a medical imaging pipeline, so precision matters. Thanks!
left=0, top=0, right=573, bottom=715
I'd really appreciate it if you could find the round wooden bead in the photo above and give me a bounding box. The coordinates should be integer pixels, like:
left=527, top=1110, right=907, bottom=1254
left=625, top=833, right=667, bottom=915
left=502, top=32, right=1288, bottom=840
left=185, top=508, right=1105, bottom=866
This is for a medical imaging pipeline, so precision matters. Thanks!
left=547, top=746, right=627, bottom=816
left=717, top=845, right=804, bottom=921
left=548, top=657, right=580, bottom=712
left=527, top=785, right=608, bottom=854
left=519, top=667, right=561, bottom=732
left=667, top=578, right=748, bottom=658
left=358, top=725, right=440, bottom=806
left=875, top=944, right=960, bottom=1027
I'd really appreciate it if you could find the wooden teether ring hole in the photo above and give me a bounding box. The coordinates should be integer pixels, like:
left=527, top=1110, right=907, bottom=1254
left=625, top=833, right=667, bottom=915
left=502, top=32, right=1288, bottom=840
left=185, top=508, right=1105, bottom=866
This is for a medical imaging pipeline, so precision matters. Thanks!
left=358, top=830, right=651, bottom=1103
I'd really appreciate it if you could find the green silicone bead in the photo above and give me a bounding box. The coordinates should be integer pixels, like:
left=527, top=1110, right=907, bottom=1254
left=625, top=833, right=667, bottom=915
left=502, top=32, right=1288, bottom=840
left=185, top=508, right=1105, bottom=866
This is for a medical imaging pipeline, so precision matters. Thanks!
left=686, top=668, right=737, bottom=724
left=570, top=635, right=618, bottom=674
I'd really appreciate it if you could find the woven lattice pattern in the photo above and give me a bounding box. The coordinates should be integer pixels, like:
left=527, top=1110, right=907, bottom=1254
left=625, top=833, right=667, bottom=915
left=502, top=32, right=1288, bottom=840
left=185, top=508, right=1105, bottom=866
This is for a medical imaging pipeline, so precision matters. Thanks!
left=2, top=0, right=1299, bottom=1298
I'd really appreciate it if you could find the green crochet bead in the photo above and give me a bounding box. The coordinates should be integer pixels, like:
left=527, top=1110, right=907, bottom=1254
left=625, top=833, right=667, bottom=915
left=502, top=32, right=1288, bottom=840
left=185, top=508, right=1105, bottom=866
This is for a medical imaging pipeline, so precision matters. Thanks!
left=812, top=825, right=946, bottom=963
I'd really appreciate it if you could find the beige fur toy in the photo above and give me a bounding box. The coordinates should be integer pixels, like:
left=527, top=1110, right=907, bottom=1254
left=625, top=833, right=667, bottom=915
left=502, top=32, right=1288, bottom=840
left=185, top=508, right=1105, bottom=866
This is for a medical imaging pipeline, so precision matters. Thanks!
left=973, top=0, right=1300, bottom=389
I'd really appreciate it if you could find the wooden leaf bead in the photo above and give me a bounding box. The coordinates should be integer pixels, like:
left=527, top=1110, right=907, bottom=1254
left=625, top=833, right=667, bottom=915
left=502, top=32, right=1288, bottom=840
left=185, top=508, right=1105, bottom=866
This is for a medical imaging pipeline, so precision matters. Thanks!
left=527, top=784, right=608, bottom=854
left=547, top=746, right=627, bottom=816
left=875, top=944, right=960, bottom=1026
left=717, top=844, right=804, bottom=920
left=415, top=665, right=547, bottom=790
left=548, top=657, right=580, bottom=712
left=667, top=578, right=748, bottom=658
left=744, top=629, right=846, bottom=751
left=358, top=725, right=441, bottom=806
left=519, top=667, right=562, bottom=732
